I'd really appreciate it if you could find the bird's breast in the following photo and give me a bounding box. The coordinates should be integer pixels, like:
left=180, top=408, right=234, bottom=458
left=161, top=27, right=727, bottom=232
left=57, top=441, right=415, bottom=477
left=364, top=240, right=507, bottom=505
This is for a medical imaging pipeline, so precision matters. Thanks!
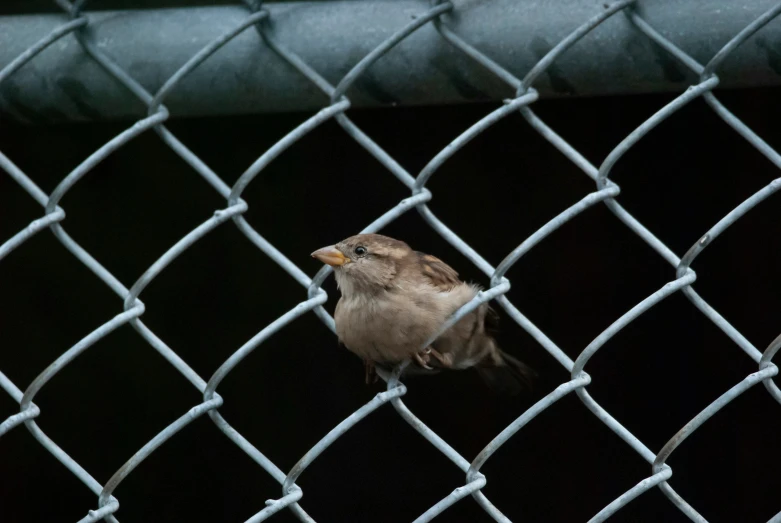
left=334, top=290, right=449, bottom=363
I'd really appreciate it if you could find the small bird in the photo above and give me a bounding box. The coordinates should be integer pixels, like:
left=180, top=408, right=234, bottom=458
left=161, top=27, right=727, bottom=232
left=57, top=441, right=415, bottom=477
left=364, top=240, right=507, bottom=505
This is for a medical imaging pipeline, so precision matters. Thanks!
left=311, top=233, right=535, bottom=395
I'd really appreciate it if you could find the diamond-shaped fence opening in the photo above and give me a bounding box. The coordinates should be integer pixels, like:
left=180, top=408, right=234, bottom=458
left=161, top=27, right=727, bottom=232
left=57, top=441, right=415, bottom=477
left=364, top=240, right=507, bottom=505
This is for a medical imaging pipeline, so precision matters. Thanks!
left=1, top=0, right=780, bottom=522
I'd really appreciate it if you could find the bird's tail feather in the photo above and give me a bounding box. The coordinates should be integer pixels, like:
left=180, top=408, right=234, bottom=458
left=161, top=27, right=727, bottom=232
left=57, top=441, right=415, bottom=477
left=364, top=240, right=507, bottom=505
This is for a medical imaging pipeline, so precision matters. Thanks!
left=476, top=349, right=536, bottom=396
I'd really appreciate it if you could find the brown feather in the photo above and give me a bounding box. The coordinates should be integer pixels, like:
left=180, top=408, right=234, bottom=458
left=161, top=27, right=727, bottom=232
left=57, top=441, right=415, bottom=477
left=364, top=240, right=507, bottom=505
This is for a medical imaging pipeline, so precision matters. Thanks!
left=413, top=251, right=461, bottom=290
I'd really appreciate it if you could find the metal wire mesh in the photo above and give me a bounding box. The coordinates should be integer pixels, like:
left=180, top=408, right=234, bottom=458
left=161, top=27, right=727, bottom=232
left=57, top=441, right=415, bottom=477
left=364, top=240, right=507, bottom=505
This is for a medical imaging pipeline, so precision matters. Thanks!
left=1, top=0, right=780, bottom=521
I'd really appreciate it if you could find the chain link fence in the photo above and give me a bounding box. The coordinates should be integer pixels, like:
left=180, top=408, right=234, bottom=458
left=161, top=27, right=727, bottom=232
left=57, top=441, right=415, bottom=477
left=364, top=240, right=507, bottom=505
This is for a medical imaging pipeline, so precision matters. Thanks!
left=1, top=0, right=780, bottom=521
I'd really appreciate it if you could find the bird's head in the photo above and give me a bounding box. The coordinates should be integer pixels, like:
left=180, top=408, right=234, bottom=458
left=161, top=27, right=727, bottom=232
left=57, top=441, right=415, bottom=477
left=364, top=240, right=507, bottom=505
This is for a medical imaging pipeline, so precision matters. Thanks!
left=311, top=233, right=411, bottom=295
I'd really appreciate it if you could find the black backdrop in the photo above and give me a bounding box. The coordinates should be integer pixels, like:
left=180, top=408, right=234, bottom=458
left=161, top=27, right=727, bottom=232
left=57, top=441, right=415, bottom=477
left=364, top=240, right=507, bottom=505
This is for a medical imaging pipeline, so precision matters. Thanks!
left=1, top=86, right=780, bottom=523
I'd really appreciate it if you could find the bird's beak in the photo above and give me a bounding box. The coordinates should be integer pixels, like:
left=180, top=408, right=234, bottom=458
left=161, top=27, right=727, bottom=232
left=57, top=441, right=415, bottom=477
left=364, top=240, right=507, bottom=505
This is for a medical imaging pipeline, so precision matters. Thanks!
left=311, top=245, right=350, bottom=266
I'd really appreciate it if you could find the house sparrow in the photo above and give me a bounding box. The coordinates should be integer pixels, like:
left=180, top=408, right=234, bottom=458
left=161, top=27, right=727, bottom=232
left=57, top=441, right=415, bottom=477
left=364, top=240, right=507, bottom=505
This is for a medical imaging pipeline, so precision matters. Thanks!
left=311, top=233, right=534, bottom=395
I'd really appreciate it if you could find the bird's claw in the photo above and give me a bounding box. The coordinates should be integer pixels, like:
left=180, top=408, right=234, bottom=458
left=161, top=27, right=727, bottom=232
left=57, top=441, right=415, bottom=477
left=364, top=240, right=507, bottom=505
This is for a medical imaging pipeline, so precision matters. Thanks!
left=414, top=349, right=434, bottom=370
left=429, top=347, right=454, bottom=368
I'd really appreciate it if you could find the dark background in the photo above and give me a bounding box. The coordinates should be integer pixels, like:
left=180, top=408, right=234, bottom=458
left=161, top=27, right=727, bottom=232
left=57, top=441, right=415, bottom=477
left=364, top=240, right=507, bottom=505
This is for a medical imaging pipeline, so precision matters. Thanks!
left=2, top=86, right=780, bottom=523
left=1, top=3, right=781, bottom=523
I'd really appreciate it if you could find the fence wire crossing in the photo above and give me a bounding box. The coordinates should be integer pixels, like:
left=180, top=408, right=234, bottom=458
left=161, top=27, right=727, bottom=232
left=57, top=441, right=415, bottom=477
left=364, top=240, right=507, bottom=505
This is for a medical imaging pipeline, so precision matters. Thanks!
left=1, top=0, right=780, bottom=521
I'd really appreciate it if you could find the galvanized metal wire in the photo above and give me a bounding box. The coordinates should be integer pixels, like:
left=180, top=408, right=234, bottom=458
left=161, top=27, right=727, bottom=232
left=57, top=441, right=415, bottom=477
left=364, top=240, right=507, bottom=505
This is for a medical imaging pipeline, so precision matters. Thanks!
left=1, top=0, right=780, bottom=521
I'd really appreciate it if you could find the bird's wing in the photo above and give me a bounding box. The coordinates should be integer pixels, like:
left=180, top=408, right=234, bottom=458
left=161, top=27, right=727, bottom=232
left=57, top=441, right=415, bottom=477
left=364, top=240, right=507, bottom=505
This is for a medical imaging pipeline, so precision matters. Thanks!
left=415, top=251, right=500, bottom=327
left=414, top=251, right=461, bottom=291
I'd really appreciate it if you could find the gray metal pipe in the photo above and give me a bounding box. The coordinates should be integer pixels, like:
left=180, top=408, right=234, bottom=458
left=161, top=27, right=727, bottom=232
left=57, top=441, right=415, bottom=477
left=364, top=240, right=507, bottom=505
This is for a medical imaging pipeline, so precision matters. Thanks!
left=1, top=0, right=780, bottom=124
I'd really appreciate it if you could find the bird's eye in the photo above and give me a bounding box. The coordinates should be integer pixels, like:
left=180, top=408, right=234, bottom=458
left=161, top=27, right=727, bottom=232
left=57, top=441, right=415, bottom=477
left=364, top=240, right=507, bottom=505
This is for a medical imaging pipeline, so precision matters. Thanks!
left=354, top=246, right=367, bottom=256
